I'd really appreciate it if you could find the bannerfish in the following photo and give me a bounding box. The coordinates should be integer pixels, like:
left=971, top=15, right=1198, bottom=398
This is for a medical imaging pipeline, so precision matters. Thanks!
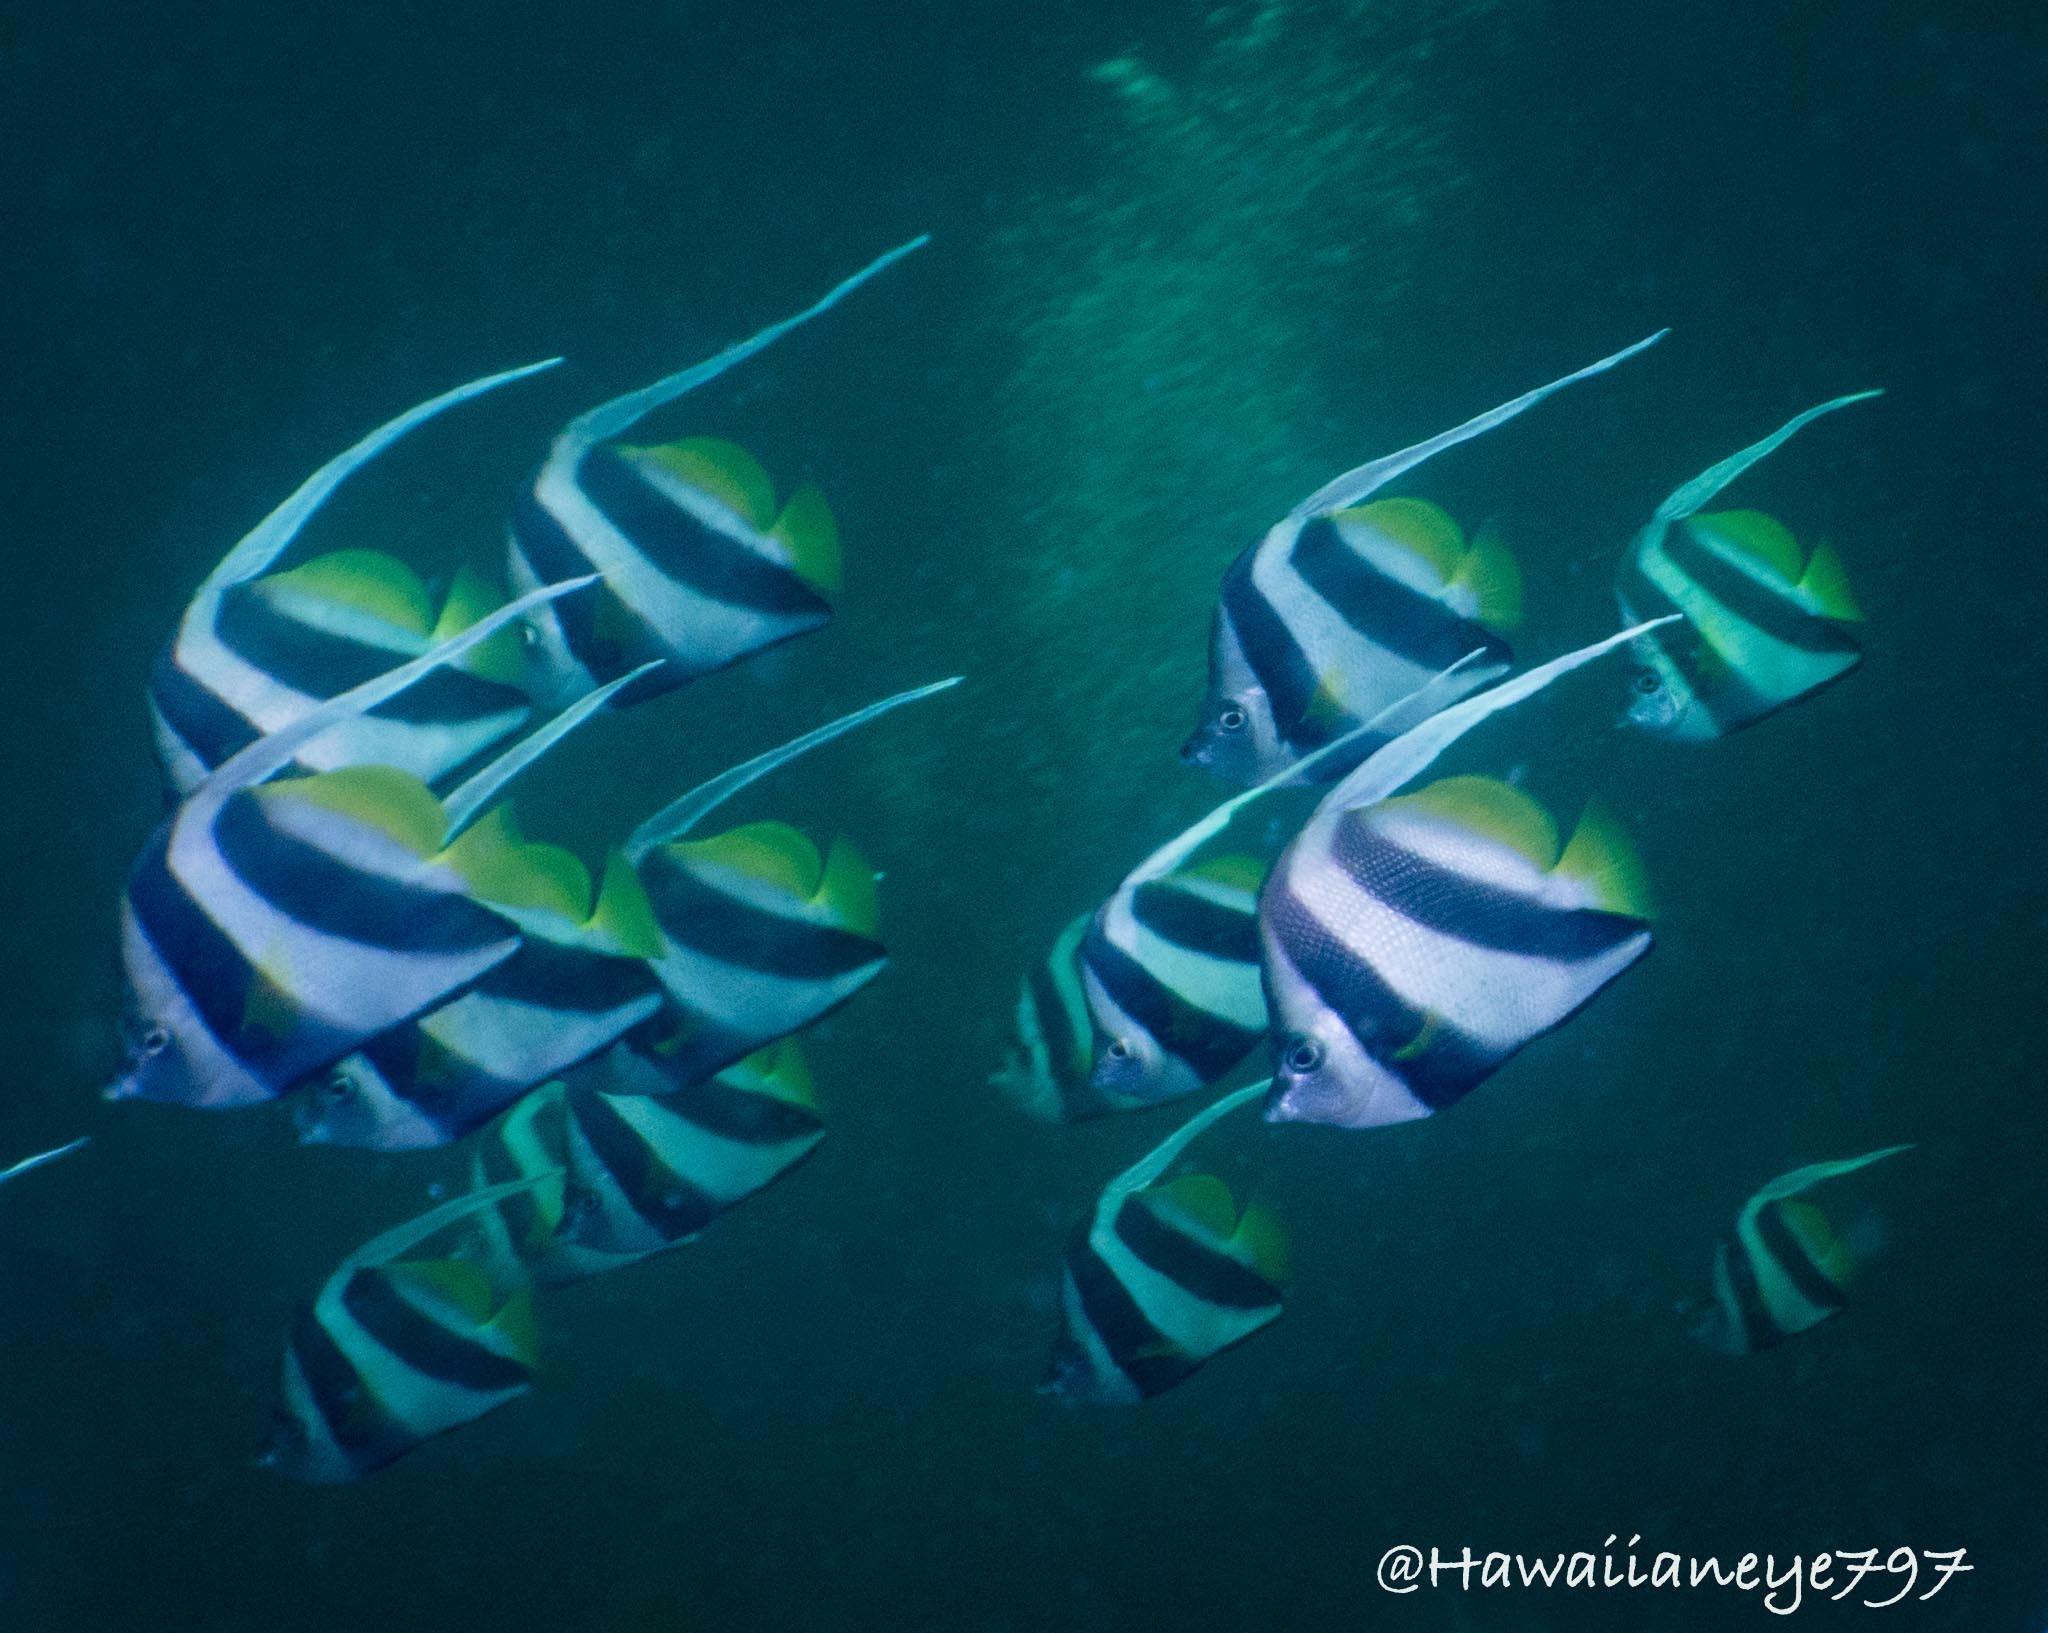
left=555, top=1038, right=826, bottom=1259
left=259, top=1180, right=546, bottom=1483
left=633, top=822, right=886, bottom=1086
left=1687, top=1145, right=1912, bottom=1355
left=465, top=1084, right=635, bottom=1288
left=1081, top=855, right=1268, bottom=1110
left=110, top=579, right=595, bottom=1110
left=1247, top=619, right=1675, bottom=1128
left=150, top=360, right=560, bottom=795
left=1184, top=332, right=1665, bottom=786
left=1262, top=775, right=1653, bottom=1129
left=1041, top=1082, right=1287, bottom=1405
left=509, top=237, right=928, bottom=710
left=1618, top=391, right=1880, bottom=740
left=989, top=913, right=1112, bottom=1123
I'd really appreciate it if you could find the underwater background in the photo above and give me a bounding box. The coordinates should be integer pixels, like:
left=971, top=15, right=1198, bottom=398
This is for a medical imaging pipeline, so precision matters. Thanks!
left=4, top=0, right=2044, bottom=1627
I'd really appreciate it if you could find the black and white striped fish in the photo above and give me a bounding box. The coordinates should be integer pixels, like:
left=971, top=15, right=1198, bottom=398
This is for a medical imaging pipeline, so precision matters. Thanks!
left=1041, top=1082, right=1287, bottom=1405
left=1619, top=391, right=1879, bottom=741
left=509, top=238, right=927, bottom=710
left=633, top=822, right=887, bottom=1086
left=150, top=361, right=559, bottom=794
left=259, top=1181, right=545, bottom=1483
left=554, top=1038, right=827, bottom=1259
left=1688, top=1146, right=1911, bottom=1354
left=989, top=913, right=1112, bottom=1123
left=1080, top=855, right=1269, bottom=1110
left=1184, top=333, right=1665, bottom=787
left=111, top=579, right=593, bottom=1110
left=1262, top=774, right=1653, bottom=1128
left=295, top=675, right=955, bottom=1148
left=1245, top=621, right=1674, bottom=1129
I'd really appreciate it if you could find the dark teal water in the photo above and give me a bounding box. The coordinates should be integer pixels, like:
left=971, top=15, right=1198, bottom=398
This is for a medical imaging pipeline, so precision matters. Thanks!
left=4, top=2, right=2043, bottom=1628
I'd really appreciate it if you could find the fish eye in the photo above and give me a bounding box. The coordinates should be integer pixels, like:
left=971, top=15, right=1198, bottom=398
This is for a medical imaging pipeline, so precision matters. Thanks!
left=519, top=621, right=540, bottom=648
left=1105, top=1039, right=1133, bottom=1062
left=568, top=1187, right=599, bottom=1217
left=1633, top=669, right=1662, bottom=696
left=1285, top=1038, right=1323, bottom=1075
left=1217, top=705, right=1247, bottom=733
left=141, top=1026, right=170, bottom=1058
left=319, top=1071, right=353, bottom=1104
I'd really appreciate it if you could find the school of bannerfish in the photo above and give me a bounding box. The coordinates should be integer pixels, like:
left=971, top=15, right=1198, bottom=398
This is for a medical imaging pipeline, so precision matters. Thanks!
left=996, top=336, right=1912, bottom=1401
left=0, top=238, right=1915, bottom=1477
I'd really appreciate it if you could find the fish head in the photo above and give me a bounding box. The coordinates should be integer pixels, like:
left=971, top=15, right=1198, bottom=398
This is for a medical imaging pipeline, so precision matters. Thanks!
left=1262, top=1011, right=1428, bottom=1130
left=255, top=1397, right=356, bottom=1484
left=1035, top=1332, right=1111, bottom=1406
left=1180, top=683, right=1282, bottom=785
left=1087, top=1030, right=1169, bottom=1101
left=104, top=1004, right=201, bottom=1107
left=1621, top=651, right=1691, bottom=736
left=291, top=1060, right=387, bottom=1149
left=555, top=1180, right=608, bottom=1247
left=1677, top=1294, right=1739, bottom=1354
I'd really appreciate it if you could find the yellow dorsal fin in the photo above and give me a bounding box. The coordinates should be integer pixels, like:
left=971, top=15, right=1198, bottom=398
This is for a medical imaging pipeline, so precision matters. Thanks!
left=625, top=437, right=777, bottom=531
left=444, top=805, right=591, bottom=922
left=589, top=848, right=663, bottom=959
left=1553, top=797, right=1655, bottom=918
left=1337, top=497, right=1466, bottom=583
left=1450, top=518, right=1523, bottom=633
left=1795, top=539, right=1864, bottom=622
left=381, top=1256, right=496, bottom=1325
left=722, top=1036, right=819, bottom=1109
left=1139, top=1172, right=1241, bottom=1247
left=431, top=563, right=527, bottom=687
left=816, top=837, right=880, bottom=936
left=253, top=549, right=434, bottom=637
left=1175, top=852, right=1266, bottom=896
left=1231, top=1200, right=1292, bottom=1287
left=669, top=821, right=823, bottom=899
left=483, top=1282, right=541, bottom=1369
left=1776, top=1199, right=1853, bottom=1285
left=258, top=764, right=446, bottom=857
left=770, top=479, right=841, bottom=597
left=1688, top=509, right=1803, bottom=584
left=1388, top=775, right=1559, bottom=871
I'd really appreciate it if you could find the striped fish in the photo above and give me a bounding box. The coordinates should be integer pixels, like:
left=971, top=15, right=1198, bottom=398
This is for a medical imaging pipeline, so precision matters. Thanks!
left=633, top=822, right=886, bottom=1086
left=259, top=1181, right=545, bottom=1483
left=150, top=360, right=560, bottom=794
left=1261, top=775, right=1654, bottom=1129
left=508, top=238, right=927, bottom=710
left=1041, top=1082, right=1287, bottom=1405
left=1184, top=332, right=1666, bottom=787
left=1080, top=855, right=1269, bottom=1110
left=111, top=579, right=593, bottom=1111
left=555, top=1038, right=826, bottom=1259
left=294, top=844, right=665, bottom=1151
left=989, top=913, right=1109, bottom=1123
left=466, top=1083, right=639, bottom=1288
left=1619, top=392, right=1879, bottom=741
left=1688, top=1146, right=1912, bottom=1354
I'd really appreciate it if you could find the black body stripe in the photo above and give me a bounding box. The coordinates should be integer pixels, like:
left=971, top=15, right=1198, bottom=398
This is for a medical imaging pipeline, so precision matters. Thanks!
left=511, top=484, right=624, bottom=683
left=1130, top=879, right=1260, bottom=965
left=1081, top=923, right=1261, bottom=1084
left=286, top=1302, right=410, bottom=1473
left=1261, top=884, right=1496, bottom=1109
left=579, top=445, right=831, bottom=623
left=661, top=1074, right=824, bottom=1146
left=1065, top=1233, right=1193, bottom=1400
left=1026, top=958, right=1089, bottom=1081
left=564, top=1085, right=722, bottom=1241
left=639, top=851, right=884, bottom=981
left=1660, top=525, right=1862, bottom=659
left=1328, top=816, right=1650, bottom=962
left=1291, top=514, right=1512, bottom=674
left=149, top=642, right=260, bottom=769
left=475, top=940, right=659, bottom=1017
left=1753, top=1202, right=1848, bottom=1314
left=1216, top=551, right=1324, bottom=745
left=340, top=1268, right=530, bottom=1392
left=1719, top=1235, right=1781, bottom=1352
left=213, top=793, right=510, bottom=957
left=1113, top=1198, right=1279, bottom=1312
